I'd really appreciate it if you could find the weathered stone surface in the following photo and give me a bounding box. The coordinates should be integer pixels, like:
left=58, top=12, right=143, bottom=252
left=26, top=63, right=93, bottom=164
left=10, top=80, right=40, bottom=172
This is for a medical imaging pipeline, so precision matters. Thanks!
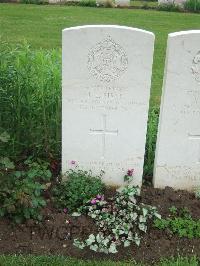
left=158, top=0, right=186, bottom=7
left=154, top=30, right=200, bottom=191
left=62, top=25, right=154, bottom=187
left=115, top=0, right=130, bottom=7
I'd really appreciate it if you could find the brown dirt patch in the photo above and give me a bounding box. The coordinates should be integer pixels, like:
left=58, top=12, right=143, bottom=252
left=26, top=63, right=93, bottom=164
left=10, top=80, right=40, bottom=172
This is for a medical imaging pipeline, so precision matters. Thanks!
left=0, top=186, right=199, bottom=264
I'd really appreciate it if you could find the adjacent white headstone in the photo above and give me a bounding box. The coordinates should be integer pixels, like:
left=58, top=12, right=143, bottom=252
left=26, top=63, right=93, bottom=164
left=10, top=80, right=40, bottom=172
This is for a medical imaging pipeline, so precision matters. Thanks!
left=49, top=0, right=80, bottom=3
left=62, top=25, right=154, bottom=187
left=158, top=0, right=186, bottom=7
left=115, top=0, right=130, bottom=7
left=154, top=30, right=200, bottom=191
left=96, top=0, right=114, bottom=7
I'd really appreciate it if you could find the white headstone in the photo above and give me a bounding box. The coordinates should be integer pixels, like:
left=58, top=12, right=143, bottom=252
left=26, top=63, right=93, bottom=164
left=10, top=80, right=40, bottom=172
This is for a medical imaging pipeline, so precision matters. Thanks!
left=158, top=0, right=186, bottom=7
left=96, top=0, right=114, bottom=7
left=115, top=0, right=130, bottom=7
left=62, top=25, right=154, bottom=187
left=154, top=30, right=200, bottom=191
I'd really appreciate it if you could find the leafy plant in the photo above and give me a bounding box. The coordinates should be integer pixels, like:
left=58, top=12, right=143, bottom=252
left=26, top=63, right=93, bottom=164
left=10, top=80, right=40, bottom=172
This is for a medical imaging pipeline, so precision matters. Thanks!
left=194, top=188, right=200, bottom=199
left=73, top=184, right=161, bottom=253
left=52, top=166, right=105, bottom=212
left=0, top=131, right=10, bottom=143
left=0, top=157, right=52, bottom=223
left=154, top=217, right=200, bottom=239
left=157, top=2, right=182, bottom=11
left=20, top=0, right=48, bottom=4
left=169, top=206, right=178, bottom=216
left=78, top=0, right=97, bottom=6
left=0, top=42, right=61, bottom=159
left=154, top=207, right=200, bottom=239
left=143, top=107, right=159, bottom=181
left=184, top=0, right=200, bottom=12
left=0, top=130, right=14, bottom=172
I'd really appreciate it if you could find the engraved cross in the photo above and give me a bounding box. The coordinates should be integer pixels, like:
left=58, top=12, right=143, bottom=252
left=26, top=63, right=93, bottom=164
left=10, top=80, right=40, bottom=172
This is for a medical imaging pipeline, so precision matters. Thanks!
left=89, top=114, right=118, bottom=159
left=188, top=133, right=200, bottom=163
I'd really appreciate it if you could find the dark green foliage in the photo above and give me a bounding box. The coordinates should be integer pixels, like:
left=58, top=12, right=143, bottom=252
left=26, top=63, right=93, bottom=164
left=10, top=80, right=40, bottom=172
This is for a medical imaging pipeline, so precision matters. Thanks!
left=52, top=168, right=105, bottom=212
left=143, top=107, right=159, bottom=180
left=154, top=207, right=200, bottom=239
left=168, top=206, right=178, bottom=216
left=157, top=3, right=182, bottom=11
left=78, top=0, right=97, bottom=7
left=184, top=0, right=200, bottom=12
left=0, top=157, right=52, bottom=223
left=0, top=42, right=61, bottom=160
left=20, top=0, right=48, bottom=4
left=154, top=217, right=200, bottom=238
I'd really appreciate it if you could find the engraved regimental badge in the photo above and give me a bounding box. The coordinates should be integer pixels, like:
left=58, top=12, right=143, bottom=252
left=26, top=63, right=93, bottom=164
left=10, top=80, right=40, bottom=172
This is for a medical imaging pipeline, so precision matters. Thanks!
left=191, top=51, right=200, bottom=84
left=87, top=36, right=128, bottom=83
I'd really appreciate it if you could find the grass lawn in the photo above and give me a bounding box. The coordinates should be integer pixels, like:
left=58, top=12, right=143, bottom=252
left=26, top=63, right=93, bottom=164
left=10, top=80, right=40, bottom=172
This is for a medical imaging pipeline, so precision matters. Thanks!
left=0, top=255, right=198, bottom=266
left=0, top=3, right=200, bottom=106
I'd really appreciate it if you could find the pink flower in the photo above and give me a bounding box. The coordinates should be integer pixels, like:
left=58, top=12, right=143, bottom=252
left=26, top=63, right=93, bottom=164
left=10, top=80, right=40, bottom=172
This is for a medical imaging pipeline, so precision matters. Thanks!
left=127, top=168, right=134, bottom=177
left=90, top=199, right=97, bottom=205
left=70, top=160, right=76, bottom=165
left=63, top=208, right=68, bottom=213
left=96, top=194, right=104, bottom=200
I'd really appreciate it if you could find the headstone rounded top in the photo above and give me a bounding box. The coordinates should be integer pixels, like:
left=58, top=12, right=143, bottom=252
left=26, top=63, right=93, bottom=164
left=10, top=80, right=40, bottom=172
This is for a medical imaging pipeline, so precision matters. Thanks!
left=168, top=30, right=200, bottom=38
left=62, top=25, right=155, bottom=38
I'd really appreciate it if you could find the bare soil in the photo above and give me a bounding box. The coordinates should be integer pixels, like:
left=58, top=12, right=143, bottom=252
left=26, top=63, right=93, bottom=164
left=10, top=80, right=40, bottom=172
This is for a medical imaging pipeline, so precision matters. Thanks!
left=0, top=186, right=199, bottom=265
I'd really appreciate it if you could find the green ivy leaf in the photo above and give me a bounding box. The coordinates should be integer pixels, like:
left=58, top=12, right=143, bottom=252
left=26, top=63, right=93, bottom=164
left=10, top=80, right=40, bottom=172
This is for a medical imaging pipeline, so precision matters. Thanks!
left=142, top=208, right=148, bottom=217
left=71, top=212, right=81, bottom=217
left=139, top=215, right=147, bottom=223
left=86, top=234, right=96, bottom=245
left=154, top=213, right=162, bottom=219
left=124, top=240, right=130, bottom=247
left=0, top=132, right=10, bottom=143
left=108, top=243, right=118, bottom=253
left=90, top=244, right=98, bottom=252
left=134, top=237, right=141, bottom=246
left=0, top=157, right=15, bottom=169
left=73, top=239, right=85, bottom=249
left=139, top=223, right=147, bottom=232
left=0, top=208, right=5, bottom=217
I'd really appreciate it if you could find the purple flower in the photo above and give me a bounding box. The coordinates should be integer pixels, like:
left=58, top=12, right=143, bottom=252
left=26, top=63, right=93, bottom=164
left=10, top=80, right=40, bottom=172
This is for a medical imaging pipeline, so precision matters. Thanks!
left=96, top=194, right=104, bottom=200
left=63, top=208, right=68, bottom=213
left=90, top=199, right=97, bottom=205
left=127, top=168, right=134, bottom=177
left=70, top=160, right=76, bottom=165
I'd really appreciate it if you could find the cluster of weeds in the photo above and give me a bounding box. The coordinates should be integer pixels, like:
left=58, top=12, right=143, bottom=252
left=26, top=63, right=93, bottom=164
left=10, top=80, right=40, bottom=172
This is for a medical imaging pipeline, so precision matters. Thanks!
left=0, top=156, right=52, bottom=223
left=51, top=165, right=105, bottom=212
left=157, top=3, right=182, bottom=11
left=0, top=41, right=61, bottom=160
left=143, top=107, right=159, bottom=182
left=184, top=0, right=200, bottom=12
left=154, top=206, right=200, bottom=239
